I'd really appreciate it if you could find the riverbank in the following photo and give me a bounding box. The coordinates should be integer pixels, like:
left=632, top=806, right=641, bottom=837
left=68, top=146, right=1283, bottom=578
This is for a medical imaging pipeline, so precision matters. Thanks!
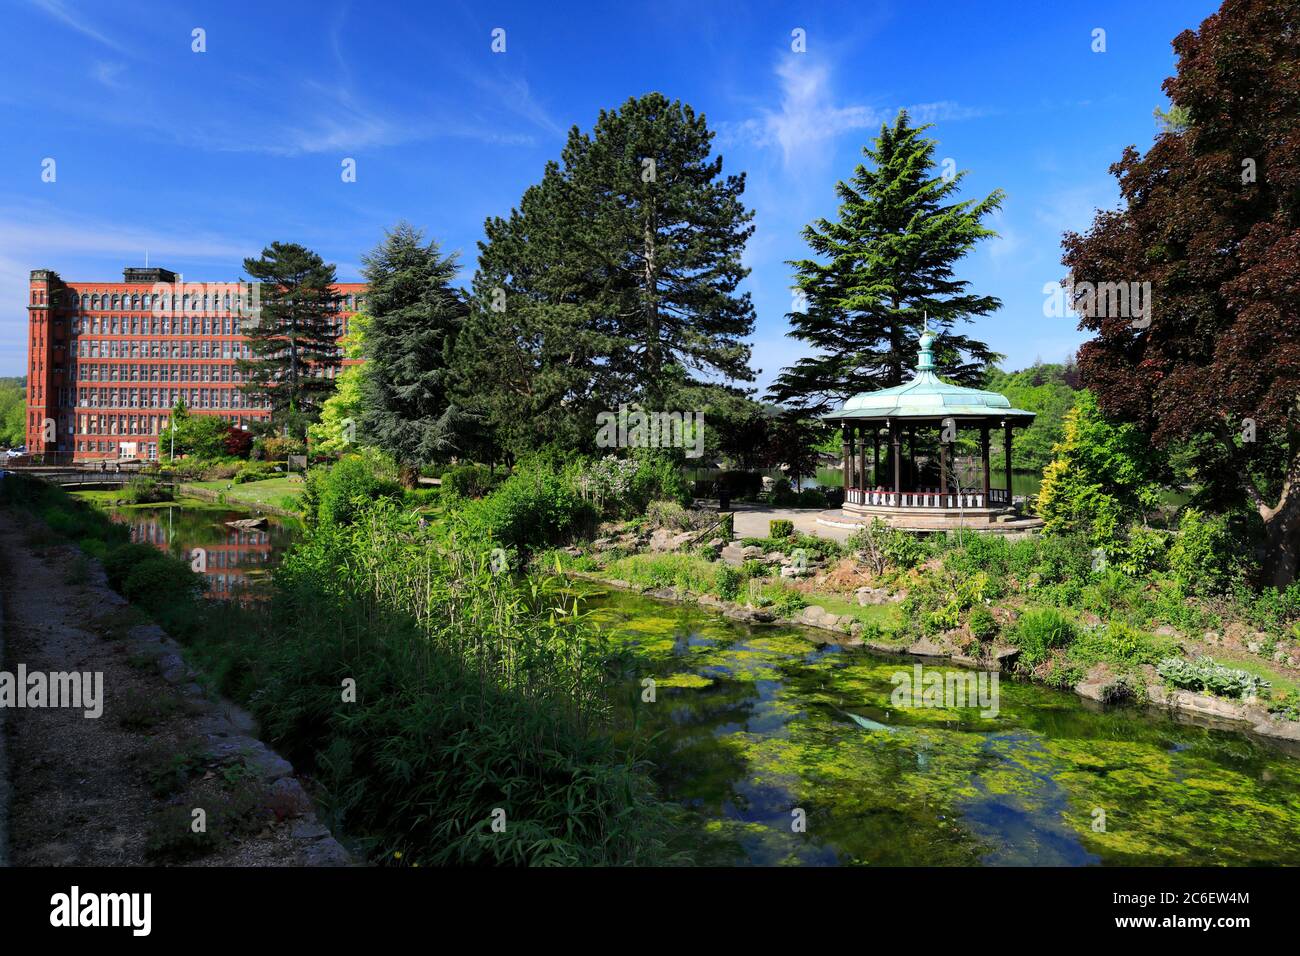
left=0, top=501, right=348, bottom=865
left=178, top=476, right=303, bottom=517
left=564, top=564, right=1300, bottom=749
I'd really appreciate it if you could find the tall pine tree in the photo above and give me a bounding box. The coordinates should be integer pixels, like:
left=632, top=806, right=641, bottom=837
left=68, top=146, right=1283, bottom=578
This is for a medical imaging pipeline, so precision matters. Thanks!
left=238, top=242, right=341, bottom=437
left=358, top=222, right=469, bottom=482
left=770, top=110, right=1004, bottom=415
left=458, top=92, right=756, bottom=454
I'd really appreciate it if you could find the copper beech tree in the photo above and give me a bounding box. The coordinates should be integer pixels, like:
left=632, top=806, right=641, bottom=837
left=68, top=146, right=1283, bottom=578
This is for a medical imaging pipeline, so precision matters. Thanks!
left=1062, top=0, right=1300, bottom=586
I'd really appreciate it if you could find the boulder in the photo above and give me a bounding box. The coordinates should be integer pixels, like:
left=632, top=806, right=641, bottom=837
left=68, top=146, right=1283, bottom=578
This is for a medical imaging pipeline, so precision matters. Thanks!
left=906, top=636, right=947, bottom=658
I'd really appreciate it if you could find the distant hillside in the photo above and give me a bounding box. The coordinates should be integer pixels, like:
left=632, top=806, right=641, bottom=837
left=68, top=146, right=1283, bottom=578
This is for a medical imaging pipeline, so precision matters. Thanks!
left=985, top=362, right=1082, bottom=473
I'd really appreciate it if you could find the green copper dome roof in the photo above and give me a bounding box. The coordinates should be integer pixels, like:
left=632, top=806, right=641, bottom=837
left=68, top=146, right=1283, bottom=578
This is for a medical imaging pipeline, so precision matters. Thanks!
left=822, top=331, right=1036, bottom=423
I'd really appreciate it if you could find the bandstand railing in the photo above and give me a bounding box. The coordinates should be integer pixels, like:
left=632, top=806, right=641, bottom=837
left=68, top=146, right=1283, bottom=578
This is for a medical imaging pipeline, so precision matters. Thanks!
left=845, top=487, right=1011, bottom=509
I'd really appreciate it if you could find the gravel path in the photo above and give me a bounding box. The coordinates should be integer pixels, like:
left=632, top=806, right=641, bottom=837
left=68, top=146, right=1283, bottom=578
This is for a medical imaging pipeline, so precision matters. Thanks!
left=0, top=507, right=348, bottom=866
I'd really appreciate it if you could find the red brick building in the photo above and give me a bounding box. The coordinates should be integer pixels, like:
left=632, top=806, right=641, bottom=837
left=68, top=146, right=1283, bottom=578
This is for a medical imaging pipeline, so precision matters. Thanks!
left=26, top=266, right=365, bottom=462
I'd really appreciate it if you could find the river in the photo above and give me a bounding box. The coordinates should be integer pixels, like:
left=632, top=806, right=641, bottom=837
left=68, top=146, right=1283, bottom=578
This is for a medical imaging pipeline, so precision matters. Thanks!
left=97, top=500, right=1300, bottom=866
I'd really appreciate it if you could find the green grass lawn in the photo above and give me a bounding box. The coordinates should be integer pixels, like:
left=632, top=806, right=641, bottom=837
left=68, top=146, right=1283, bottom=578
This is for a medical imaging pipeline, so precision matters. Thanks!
left=184, top=475, right=305, bottom=511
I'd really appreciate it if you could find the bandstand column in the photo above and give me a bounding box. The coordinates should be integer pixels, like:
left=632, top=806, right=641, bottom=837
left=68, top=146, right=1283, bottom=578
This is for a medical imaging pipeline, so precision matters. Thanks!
left=1004, top=423, right=1013, bottom=503
left=872, top=428, right=880, bottom=487
left=842, top=427, right=852, bottom=494
left=980, top=425, right=991, bottom=500
left=890, top=422, right=901, bottom=497
left=857, top=423, right=867, bottom=492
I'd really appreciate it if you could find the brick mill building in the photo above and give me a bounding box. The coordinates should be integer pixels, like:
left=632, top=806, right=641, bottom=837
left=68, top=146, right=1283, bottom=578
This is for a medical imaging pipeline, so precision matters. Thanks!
left=25, top=266, right=365, bottom=462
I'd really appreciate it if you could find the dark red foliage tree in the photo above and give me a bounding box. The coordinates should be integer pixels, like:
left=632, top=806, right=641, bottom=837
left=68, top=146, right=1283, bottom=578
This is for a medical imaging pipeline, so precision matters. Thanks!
left=1061, top=0, right=1300, bottom=585
left=222, top=425, right=253, bottom=459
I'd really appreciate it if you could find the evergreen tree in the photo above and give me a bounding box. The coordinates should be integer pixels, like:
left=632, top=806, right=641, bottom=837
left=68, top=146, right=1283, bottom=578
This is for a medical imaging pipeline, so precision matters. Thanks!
left=359, top=222, right=469, bottom=482
left=238, top=242, right=342, bottom=437
left=770, top=110, right=1004, bottom=415
left=459, top=92, right=756, bottom=455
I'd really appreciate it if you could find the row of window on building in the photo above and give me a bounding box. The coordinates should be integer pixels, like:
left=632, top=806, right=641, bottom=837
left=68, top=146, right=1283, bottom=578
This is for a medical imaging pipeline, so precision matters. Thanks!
left=33, top=290, right=363, bottom=313
left=76, top=387, right=271, bottom=411
left=78, top=410, right=261, bottom=439
left=78, top=339, right=252, bottom=360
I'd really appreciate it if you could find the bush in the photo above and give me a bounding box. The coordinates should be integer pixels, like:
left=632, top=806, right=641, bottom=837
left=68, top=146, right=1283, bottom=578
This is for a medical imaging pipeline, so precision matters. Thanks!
left=233, top=463, right=278, bottom=484
left=769, top=519, right=794, bottom=539
left=440, top=463, right=497, bottom=499
left=121, top=556, right=205, bottom=612
left=770, top=478, right=797, bottom=505
left=303, top=453, right=402, bottom=528
left=104, top=542, right=170, bottom=591
left=715, top=470, right=763, bottom=500
left=458, top=466, right=597, bottom=556
left=123, top=476, right=173, bottom=504
left=714, top=564, right=744, bottom=601
left=968, top=605, right=998, bottom=641
left=796, top=488, right=827, bottom=508
left=1010, top=608, right=1078, bottom=668
left=1168, top=508, right=1255, bottom=594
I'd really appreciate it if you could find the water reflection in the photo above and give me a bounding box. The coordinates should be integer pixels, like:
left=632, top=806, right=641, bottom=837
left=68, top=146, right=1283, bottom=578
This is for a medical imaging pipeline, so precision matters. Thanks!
left=108, top=503, right=293, bottom=601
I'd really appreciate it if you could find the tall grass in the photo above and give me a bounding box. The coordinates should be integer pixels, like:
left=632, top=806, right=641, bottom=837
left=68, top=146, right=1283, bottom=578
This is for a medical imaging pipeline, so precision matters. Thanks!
left=1, top=474, right=679, bottom=866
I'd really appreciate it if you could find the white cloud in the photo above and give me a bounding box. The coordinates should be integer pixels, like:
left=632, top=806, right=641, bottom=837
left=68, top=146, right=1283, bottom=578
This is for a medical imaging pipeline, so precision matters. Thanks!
left=722, top=56, right=985, bottom=169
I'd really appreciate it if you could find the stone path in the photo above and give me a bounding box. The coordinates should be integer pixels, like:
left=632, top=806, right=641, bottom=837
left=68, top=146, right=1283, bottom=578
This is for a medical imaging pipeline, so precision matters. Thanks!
left=0, top=508, right=349, bottom=866
left=726, top=503, right=856, bottom=543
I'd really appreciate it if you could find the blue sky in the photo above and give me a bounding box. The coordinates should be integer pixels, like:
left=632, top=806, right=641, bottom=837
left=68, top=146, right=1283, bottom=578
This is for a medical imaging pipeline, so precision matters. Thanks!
left=0, top=0, right=1220, bottom=390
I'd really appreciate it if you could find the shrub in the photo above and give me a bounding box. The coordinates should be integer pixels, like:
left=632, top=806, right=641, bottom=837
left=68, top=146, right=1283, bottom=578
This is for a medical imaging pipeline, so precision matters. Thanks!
left=714, top=564, right=744, bottom=601
left=458, top=466, right=597, bottom=556
left=968, top=605, right=998, bottom=641
left=123, top=475, right=173, bottom=504
left=440, top=463, right=497, bottom=499
left=103, top=542, right=170, bottom=591
left=769, top=519, right=794, bottom=539
left=233, top=463, right=278, bottom=484
left=796, top=488, right=828, bottom=508
left=715, top=470, right=763, bottom=500
left=1168, top=508, right=1255, bottom=595
left=1010, top=608, right=1078, bottom=668
left=122, top=556, right=205, bottom=612
left=770, top=478, right=797, bottom=505
left=303, top=454, right=402, bottom=528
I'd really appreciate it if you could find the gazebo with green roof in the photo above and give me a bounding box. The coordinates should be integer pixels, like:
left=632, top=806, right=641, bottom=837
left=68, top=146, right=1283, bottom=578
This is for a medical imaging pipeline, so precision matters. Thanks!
left=821, top=329, right=1036, bottom=529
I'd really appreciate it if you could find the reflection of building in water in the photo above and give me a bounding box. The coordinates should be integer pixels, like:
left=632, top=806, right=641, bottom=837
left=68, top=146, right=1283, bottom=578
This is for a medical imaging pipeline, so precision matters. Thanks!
left=129, top=515, right=273, bottom=599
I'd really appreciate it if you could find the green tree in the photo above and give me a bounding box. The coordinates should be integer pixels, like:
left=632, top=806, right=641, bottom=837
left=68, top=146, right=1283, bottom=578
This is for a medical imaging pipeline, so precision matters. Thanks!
left=985, top=362, right=1081, bottom=474
left=1037, top=391, right=1167, bottom=547
left=460, top=92, right=756, bottom=455
left=308, top=312, right=368, bottom=457
left=238, top=242, right=342, bottom=438
left=357, top=223, right=469, bottom=483
left=0, top=377, right=26, bottom=447
left=771, top=110, right=1004, bottom=415
left=165, top=398, right=230, bottom=460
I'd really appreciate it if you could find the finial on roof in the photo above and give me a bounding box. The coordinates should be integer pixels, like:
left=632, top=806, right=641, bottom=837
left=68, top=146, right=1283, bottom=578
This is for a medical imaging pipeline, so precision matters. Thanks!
left=917, top=319, right=936, bottom=371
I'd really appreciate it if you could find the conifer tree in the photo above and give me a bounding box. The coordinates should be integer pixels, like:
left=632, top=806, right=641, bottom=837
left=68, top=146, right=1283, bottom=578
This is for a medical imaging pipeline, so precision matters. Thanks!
left=238, top=242, right=342, bottom=436
left=358, top=222, right=469, bottom=481
left=458, top=93, right=756, bottom=454
left=770, top=110, right=1004, bottom=415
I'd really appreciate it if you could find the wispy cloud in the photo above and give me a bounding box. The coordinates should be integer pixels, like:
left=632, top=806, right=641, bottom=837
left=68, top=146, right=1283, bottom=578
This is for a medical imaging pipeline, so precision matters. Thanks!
left=0, top=206, right=261, bottom=367
left=28, top=0, right=127, bottom=53
left=91, top=60, right=126, bottom=90
left=722, top=56, right=985, bottom=169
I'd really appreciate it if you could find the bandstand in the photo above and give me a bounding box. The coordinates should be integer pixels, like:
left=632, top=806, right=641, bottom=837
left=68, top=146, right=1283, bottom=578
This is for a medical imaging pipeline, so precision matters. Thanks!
left=821, top=330, right=1037, bottom=530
